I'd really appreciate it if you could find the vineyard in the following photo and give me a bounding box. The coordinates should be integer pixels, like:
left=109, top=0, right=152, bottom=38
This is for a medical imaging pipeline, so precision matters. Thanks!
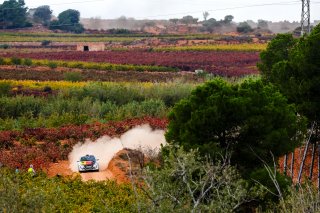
left=0, top=117, right=167, bottom=170
left=0, top=32, right=246, bottom=42
left=0, top=30, right=306, bottom=212
left=0, top=66, right=199, bottom=82
left=0, top=50, right=260, bottom=76
left=0, top=32, right=264, bottom=183
left=154, top=43, right=267, bottom=52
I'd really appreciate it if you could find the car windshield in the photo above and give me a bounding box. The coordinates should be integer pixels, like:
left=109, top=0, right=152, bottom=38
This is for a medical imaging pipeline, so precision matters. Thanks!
left=80, top=155, right=96, bottom=161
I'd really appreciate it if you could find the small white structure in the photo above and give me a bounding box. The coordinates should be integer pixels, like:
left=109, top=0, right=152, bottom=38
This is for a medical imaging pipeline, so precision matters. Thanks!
left=76, top=42, right=105, bottom=51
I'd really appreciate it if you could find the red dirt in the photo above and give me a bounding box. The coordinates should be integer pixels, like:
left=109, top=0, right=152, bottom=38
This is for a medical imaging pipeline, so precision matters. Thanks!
left=46, top=149, right=142, bottom=183
left=47, top=160, right=116, bottom=182
left=279, top=146, right=320, bottom=184
left=47, top=161, right=74, bottom=177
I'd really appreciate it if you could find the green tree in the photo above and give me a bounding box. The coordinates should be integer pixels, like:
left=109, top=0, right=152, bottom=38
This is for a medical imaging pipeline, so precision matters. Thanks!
left=58, top=9, right=80, bottom=25
left=257, top=19, right=269, bottom=30
left=180, top=15, right=198, bottom=25
left=259, top=24, right=320, bottom=124
left=258, top=33, right=297, bottom=82
left=237, top=22, right=253, bottom=33
left=169, top=18, right=179, bottom=25
left=223, top=15, right=234, bottom=24
left=49, top=9, right=84, bottom=33
left=33, top=5, right=52, bottom=25
left=165, top=79, right=305, bottom=177
left=0, top=0, right=31, bottom=29
left=202, top=18, right=220, bottom=33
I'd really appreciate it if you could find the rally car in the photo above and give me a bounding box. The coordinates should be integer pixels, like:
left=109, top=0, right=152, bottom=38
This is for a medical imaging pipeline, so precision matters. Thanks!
left=77, top=155, right=99, bottom=172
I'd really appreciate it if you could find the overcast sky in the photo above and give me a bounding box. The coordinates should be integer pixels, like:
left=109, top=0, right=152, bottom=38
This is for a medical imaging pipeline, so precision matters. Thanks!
left=3, top=0, right=320, bottom=22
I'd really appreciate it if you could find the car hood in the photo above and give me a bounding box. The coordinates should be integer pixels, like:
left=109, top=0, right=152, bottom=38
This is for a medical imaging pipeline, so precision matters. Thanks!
left=80, top=161, right=95, bottom=165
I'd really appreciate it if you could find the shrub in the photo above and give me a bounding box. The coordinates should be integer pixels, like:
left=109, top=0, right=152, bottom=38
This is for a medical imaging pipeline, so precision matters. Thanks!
left=0, top=82, right=11, bottom=96
left=139, top=146, right=264, bottom=212
left=68, top=62, right=83, bottom=69
left=0, top=168, right=138, bottom=212
left=0, top=44, right=10, bottom=49
left=10, top=57, right=22, bottom=65
left=41, top=40, right=51, bottom=46
left=0, top=58, right=5, bottom=65
left=63, top=72, right=83, bottom=82
left=43, top=86, right=52, bottom=93
left=237, top=22, right=254, bottom=33
left=47, top=61, right=58, bottom=69
left=23, top=58, right=33, bottom=66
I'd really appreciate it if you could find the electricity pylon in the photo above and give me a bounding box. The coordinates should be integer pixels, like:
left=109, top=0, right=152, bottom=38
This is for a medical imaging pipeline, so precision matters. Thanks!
left=301, top=0, right=311, bottom=36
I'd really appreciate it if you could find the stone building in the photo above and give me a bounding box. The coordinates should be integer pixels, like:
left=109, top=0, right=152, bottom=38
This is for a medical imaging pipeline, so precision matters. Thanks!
left=76, top=42, right=105, bottom=51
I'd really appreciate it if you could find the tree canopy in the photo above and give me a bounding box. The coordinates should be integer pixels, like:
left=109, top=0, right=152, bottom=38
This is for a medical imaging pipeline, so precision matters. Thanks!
left=223, top=15, right=234, bottom=24
left=237, top=22, right=253, bottom=33
left=165, top=79, right=305, bottom=177
left=49, top=9, right=84, bottom=33
left=259, top=24, right=320, bottom=123
left=180, top=15, right=198, bottom=25
left=0, top=0, right=31, bottom=29
left=33, top=5, right=52, bottom=25
left=257, top=19, right=269, bottom=30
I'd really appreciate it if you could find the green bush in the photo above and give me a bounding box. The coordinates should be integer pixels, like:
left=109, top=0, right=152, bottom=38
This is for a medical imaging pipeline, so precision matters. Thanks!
left=41, top=40, right=51, bottom=46
left=10, top=57, right=22, bottom=65
left=0, top=168, right=138, bottom=212
left=47, top=61, right=58, bottom=69
left=0, top=81, right=193, bottom=130
left=63, top=72, right=83, bottom=82
left=106, top=99, right=167, bottom=120
left=23, top=58, right=33, bottom=66
left=43, top=86, right=52, bottom=93
left=0, top=57, right=5, bottom=65
left=0, top=82, right=11, bottom=96
left=0, top=44, right=10, bottom=49
left=0, top=96, right=44, bottom=118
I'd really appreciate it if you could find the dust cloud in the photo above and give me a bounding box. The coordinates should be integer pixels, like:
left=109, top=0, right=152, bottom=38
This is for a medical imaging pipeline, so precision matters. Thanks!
left=68, top=125, right=166, bottom=172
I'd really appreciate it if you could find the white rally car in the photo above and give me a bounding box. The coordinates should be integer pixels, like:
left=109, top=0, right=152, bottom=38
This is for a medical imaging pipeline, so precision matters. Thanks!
left=77, top=155, right=99, bottom=172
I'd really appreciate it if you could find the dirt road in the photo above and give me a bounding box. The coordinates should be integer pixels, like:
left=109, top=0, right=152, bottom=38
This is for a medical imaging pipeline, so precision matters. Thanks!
left=47, top=161, right=114, bottom=181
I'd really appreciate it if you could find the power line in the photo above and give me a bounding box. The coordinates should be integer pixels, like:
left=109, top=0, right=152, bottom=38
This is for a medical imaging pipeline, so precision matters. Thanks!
left=301, top=0, right=311, bottom=35
left=0, top=0, right=319, bottom=25
left=135, top=1, right=305, bottom=19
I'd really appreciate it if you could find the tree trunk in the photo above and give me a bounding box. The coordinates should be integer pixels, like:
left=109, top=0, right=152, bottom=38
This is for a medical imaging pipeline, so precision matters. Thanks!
left=290, top=152, right=295, bottom=180
left=309, top=142, right=316, bottom=180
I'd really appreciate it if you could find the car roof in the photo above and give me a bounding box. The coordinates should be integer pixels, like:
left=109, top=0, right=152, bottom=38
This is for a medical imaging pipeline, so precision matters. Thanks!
left=80, top=155, right=96, bottom=160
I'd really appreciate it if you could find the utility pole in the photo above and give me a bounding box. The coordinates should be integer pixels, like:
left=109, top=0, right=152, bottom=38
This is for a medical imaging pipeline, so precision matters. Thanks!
left=300, top=0, right=311, bottom=36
